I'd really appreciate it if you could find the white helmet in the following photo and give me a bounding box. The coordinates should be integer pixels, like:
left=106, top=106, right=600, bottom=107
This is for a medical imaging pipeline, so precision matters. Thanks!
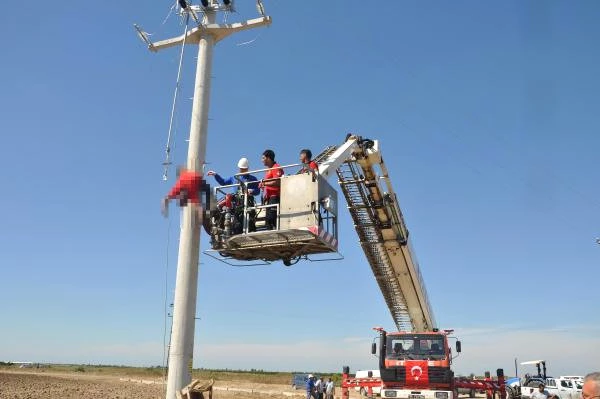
left=237, top=157, right=249, bottom=169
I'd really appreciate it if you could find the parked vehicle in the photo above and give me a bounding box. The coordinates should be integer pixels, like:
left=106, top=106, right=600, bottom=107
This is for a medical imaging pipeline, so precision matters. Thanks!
left=506, top=361, right=580, bottom=399
left=342, top=328, right=506, bottom=399
left=292, top=373, right=309, bottom=390
left=520, top=377, right=579, bottom=399
left=354, top=370, right=382, bottom=397
left=560, top=377, right=583, bottom=382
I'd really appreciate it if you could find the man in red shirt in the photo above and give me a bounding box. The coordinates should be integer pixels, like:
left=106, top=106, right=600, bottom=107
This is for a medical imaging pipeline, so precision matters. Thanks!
left=297, top=148, right=318, bottom=174
left=259, top=149, right=284, bottom=230
left=161, top=166, right=204, bottom=219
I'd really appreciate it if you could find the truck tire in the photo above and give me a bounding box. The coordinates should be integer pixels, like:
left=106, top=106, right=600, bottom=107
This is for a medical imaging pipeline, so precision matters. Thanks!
left=469, top=389, right=476, bottom=398
left=505, top=385, right=516, bottom=399
left=360, top=387, right=367, bottom=397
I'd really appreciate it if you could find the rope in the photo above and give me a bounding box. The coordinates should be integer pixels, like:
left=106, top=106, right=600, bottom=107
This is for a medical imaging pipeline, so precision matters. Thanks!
left=161, top=2, right=176, bottom=26
left=162, top=13, right=191, bottom=181
left=161, top=216, right=173, bottom=394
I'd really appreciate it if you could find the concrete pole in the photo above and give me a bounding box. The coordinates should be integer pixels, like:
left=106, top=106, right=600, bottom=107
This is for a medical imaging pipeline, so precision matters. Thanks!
left=165, top=8, right=215, bottom=399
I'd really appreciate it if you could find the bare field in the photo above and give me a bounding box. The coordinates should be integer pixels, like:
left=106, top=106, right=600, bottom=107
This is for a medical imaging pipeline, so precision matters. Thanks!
left=0, top=368, right=360, bottom=399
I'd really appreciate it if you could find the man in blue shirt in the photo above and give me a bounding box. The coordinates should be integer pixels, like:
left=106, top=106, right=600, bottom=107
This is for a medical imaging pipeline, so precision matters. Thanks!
left=306, top=374, right=316, bottom=399
left=207, top=157, right=260, bottom=233
left=207, top=157, right=260, bottom=196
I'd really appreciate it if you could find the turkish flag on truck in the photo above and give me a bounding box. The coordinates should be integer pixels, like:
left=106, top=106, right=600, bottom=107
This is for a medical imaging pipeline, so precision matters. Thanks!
left=405, top=360, right=429, bottom=387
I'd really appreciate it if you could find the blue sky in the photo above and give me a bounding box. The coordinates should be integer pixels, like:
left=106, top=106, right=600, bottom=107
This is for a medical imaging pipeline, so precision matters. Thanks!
left=1, top=0, right=599, bottom=377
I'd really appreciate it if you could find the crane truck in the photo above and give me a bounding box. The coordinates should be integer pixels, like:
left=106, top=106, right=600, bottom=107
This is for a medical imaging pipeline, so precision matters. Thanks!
left=340, top=327, right=506, bottom=399
left=203, top=134, right=506, bottom=399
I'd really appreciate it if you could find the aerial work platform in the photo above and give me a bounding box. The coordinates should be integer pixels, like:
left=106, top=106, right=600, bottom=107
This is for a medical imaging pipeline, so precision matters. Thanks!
left=205, top=169, right=339, bottom=265
left=212, top=225, right=338, bottom=263
left=205, top=134, right=435, bottom=332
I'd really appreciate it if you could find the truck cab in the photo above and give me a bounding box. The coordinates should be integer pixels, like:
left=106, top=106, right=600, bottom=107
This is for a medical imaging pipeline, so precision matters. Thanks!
left=373, top=328, right=459, bottom=399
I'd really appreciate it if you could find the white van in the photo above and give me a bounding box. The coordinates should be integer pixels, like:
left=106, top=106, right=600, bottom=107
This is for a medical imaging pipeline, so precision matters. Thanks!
left=354, top=370, right=382, bottom=397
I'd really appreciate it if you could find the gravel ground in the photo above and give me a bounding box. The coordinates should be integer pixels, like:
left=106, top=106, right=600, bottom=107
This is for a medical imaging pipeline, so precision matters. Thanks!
left=0, top=370, right=352, bottom=399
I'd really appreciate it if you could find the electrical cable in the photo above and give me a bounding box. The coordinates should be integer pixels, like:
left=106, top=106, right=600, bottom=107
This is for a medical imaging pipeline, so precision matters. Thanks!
left=162, top=13, right=191, bottom=181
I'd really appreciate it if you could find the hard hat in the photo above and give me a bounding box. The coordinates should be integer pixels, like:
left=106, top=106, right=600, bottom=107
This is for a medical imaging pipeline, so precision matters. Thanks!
left=308, top=374, right=314, bottom=378
left=238, top=157, right=249, bottom=169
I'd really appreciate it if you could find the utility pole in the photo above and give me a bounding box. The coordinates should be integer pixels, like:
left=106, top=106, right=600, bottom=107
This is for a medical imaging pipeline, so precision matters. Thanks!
left=137, top=2, right=270, bottom=399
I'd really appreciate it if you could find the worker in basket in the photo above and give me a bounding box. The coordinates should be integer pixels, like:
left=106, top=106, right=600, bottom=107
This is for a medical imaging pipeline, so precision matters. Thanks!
left=207, top=157, right=260, bottom=234
left=259, top=149, right=284, bottom=230
left=297, top=148, right=318, bottom=174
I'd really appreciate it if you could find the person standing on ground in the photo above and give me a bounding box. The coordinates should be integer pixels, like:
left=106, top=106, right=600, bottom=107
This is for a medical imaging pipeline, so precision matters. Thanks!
left=531, top=383, right=557, bottom=399
left=315, top=377, right=323, bottom=399
left=319, top=377, right=327, bottom=399
left=583, top=373, right=600, bottom=399
left=306, top=374, right=316, bottom=399
left=259, top=149, right=284, bottom=230
left=325, top=378, right=335, bottom=399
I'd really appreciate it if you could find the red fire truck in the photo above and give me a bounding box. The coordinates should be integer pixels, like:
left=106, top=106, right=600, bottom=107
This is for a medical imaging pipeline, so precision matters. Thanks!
left=342, top=327, right=506, bottom=399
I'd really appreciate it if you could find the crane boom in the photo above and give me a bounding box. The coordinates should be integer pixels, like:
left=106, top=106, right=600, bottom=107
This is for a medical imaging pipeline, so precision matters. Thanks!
left=318, top=135, right=436, bottom=332
left=206, top=133, right=435, bottom=332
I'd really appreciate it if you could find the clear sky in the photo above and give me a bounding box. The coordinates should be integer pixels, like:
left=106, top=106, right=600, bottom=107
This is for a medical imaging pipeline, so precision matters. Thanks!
left=1, top=0, right=599, bottom=377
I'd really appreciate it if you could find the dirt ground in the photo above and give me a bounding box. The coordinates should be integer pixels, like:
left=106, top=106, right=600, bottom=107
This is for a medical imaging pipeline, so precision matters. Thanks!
left=0, top=370, right=359, bottom=399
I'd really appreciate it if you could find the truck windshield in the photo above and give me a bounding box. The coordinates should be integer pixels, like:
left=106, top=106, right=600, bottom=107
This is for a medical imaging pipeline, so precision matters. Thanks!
left=386, top=334, right=446, bottom=360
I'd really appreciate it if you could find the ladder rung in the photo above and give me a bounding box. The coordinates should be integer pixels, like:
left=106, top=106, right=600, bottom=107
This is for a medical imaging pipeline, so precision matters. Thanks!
left=354, top=221, right=392, bottom=229
left=348, top=204, right=383, bottom=210
left=338, top=179, right=368, bottom=185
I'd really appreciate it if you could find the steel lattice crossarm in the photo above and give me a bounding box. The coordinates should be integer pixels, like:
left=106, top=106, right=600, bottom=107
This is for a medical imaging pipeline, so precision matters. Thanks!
left=318, top=135, right=436, bottom=332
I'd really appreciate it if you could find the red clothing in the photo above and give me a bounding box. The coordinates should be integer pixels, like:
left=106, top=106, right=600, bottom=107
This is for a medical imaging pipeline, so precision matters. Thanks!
left=167, top=170, right=203, bottom=204
left=263, top=163, right=284, bottom=199
left=298, top=160, right=318, bottom=174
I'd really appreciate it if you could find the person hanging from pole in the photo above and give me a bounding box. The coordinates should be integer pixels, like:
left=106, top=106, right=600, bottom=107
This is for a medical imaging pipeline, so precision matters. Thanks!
left=162, top=163, right=205, bottom=222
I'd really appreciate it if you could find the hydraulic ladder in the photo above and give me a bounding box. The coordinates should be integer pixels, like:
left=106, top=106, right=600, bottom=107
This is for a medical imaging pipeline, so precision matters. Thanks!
left=319, top=137, right=436, bottom=332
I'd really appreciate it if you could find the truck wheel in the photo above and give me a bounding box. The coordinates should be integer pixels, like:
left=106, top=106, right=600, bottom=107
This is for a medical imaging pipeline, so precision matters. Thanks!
left=470, top=390, right=476, bottom=398
left=505, top=386, right=516, bottom=399
left=360, top=387, right=367, bottom=397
